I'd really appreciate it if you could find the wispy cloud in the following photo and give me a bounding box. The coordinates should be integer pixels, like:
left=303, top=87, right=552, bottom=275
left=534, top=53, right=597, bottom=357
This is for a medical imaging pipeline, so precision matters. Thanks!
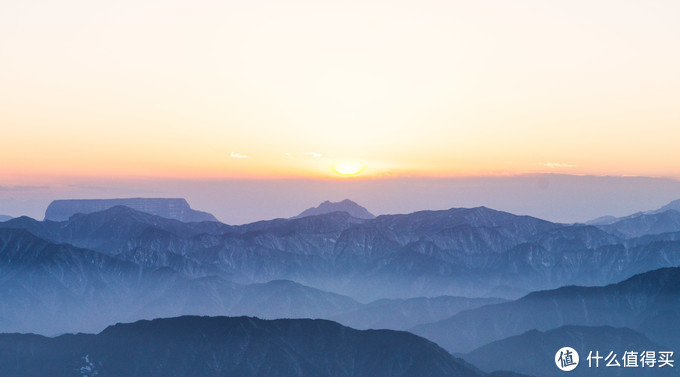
left=301, top=152, right=322, bottom=158
left=230, top=152, right=249, bottom=159
left=0, top=185, right=49, bottom=191
left=542, top=162, right=576, bottom=168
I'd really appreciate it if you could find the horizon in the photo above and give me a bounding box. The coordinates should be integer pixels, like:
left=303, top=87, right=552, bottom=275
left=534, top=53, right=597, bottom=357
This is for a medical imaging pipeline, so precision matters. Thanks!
left=3, top=173, right=680, bottom=224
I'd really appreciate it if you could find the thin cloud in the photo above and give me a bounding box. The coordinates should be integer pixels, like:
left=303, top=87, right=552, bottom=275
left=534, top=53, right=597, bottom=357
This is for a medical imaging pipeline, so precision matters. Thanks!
left=301, top=152, right=322, bottom=158
left=0, top=185, right=49, bottom=191
left=230, top=152, right=249, bottom=159
left=542, top=162, right=576, bottom=168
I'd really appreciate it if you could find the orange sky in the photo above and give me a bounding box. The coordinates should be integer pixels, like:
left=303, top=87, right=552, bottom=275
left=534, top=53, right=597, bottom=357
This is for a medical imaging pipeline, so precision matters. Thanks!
left=1, top=0, right=679, bottom=181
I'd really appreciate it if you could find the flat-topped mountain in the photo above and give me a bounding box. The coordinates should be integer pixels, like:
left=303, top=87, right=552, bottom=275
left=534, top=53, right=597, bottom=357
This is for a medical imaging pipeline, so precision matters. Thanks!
left=44, top=197, right=218, bottom=222
left=0, top=315, right=487, bottom=377
left=294, top=199, right=375, bottom=219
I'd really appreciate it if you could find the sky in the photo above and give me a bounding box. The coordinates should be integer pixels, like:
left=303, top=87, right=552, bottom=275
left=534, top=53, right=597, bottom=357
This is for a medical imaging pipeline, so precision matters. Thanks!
left=1, top=0, right=679, bottom=221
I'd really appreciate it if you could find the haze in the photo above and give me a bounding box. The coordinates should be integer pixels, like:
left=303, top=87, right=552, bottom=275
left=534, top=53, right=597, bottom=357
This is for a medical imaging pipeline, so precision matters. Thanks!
left=1, top=174, right=679, bottom=225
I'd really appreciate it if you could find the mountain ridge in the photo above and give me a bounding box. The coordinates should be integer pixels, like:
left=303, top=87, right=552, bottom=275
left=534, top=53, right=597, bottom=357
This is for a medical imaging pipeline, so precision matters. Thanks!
left=586, top=198, right=680, bottom=225
left=0, top=315, right=488, bottom=377
left=464, top=325, right=671, bottom=377
left=4, top=202, right=680, bottom=300
left=411, top=267, right=680, bottom=353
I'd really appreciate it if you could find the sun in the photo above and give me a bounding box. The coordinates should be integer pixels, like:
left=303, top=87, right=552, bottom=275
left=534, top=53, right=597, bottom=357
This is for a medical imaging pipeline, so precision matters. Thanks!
left=332, top=161, right=365, bottom=176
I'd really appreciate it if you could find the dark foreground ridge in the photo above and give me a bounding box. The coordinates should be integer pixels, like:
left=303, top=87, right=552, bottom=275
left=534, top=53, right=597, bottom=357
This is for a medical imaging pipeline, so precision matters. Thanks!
left=0, top=315, right=487, bottom=377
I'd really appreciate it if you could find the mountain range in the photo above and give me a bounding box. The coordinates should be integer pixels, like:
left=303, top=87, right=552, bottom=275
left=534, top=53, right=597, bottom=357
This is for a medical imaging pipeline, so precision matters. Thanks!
left=0, top=226, right=503, bottom=335
left=1, top=197, right=679, bottom=376
left=4, top=200, right=680, bottom=301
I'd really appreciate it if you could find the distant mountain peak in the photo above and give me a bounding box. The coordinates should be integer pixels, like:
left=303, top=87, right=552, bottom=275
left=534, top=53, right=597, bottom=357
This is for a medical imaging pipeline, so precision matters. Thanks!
left=293, top=199, right=375, bottom=219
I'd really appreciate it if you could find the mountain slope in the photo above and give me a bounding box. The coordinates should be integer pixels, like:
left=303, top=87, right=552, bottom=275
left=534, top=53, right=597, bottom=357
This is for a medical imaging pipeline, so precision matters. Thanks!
left=464, top=325, right=670, bottom=377
left=3, top=224, right=495, bottom=335
left=656, top=199, right=680, bottom=213
left=0, top=316, right=486, bottom=377
left=586, top=198, right=680, bottom=225
left=333, top=296, right=506, bottom=330
left=139, top=278, right=361, bottom=321
left=597, top=210, right=680, bottom=238
left=0, top=227, right=167, bottom=334
left=0, top=228, right=363, bottom=335
left=412, top=267, right=680, bottom=353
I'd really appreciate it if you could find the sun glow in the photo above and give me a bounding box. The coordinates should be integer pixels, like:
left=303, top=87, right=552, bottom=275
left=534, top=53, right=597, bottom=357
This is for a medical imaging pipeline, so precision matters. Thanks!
left=332, top=162, right=365, bottom=176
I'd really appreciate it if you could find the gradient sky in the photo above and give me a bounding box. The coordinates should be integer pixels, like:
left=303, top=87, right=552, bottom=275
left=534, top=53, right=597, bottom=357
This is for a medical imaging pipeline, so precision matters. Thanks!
left=2, top=0, right=679, bottom=182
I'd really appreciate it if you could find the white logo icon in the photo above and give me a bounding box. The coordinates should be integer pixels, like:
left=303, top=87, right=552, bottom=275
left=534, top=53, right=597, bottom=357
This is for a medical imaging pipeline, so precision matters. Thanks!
left=556, top=347, right=579, bottom=371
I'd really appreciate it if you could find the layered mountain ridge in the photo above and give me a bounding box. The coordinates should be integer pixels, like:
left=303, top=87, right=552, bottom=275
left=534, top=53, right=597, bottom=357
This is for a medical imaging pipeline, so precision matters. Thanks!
left=1, top=198, right=679, bottom=376
left=412, top=266, right=680, bottom=353
left=0, top=227, right=502, bottom=335
left=5, top=202, right=680, bottom=300
left=464, top=325, right=671, bottom=377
